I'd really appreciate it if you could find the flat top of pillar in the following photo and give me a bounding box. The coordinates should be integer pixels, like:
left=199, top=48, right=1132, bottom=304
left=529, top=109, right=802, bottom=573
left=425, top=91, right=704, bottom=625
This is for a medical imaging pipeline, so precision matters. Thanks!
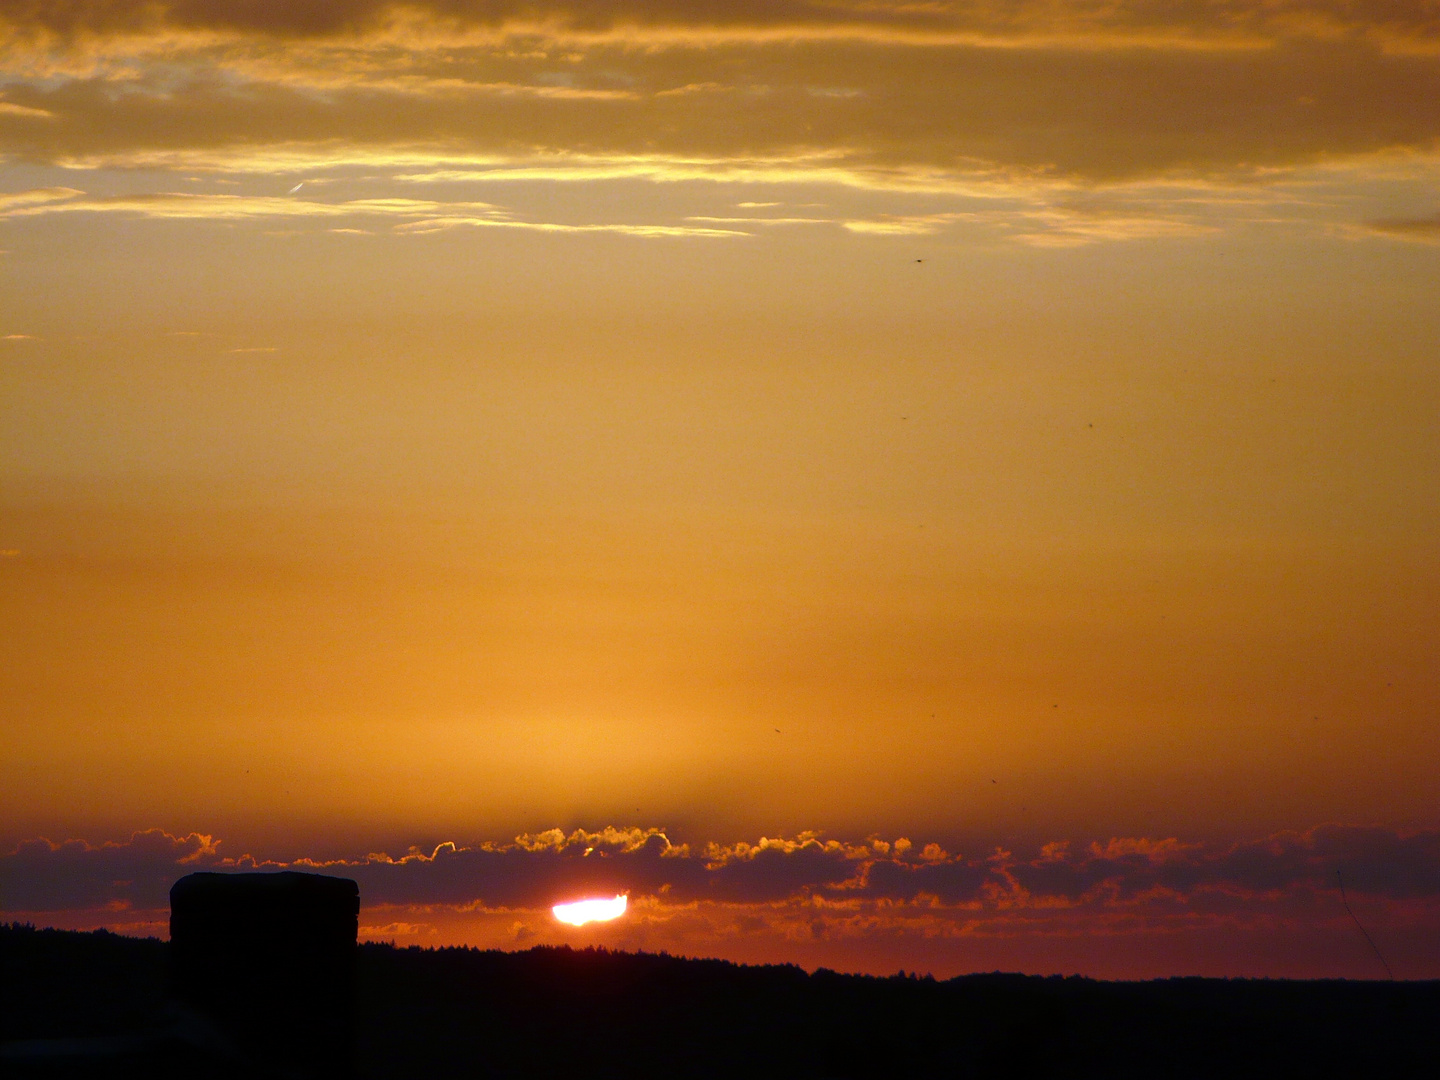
left=171, top=870, right=359, bottom=907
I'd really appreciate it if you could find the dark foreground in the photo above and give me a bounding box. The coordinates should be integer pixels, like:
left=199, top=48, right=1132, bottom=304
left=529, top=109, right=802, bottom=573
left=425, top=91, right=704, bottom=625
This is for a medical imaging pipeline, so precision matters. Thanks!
left=3, top=923, right=1437, bottom=1077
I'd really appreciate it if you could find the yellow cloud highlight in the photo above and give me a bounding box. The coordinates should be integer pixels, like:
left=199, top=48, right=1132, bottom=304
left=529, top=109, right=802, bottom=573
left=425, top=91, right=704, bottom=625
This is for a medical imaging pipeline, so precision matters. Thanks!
left=685, top=215, right=833, bottom=226
left=386, top=157, right=1001, bottom=195
left=0, top=190, right=487, bottom=221
left=0, top=189, right=743, bottom=236
left=0, top=188, right=85, bottom=211
left=5, top=15, right=1438, bottom=191
left=1010, top=208, right=1218, bottom=246
left=5, top=2, right=1437, bottom=56
left=0, top=101, right=54, bottom=119
left=392, top=217, right=745, bottom=237
left=841, top=214, right=972, bottom=235
left=515, top=826, right=681, bottom=855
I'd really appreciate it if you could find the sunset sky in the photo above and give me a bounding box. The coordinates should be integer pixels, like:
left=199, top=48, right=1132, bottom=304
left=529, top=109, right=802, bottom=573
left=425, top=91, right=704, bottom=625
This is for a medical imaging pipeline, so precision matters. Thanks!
left=2, top=1, right=1438, bottom=979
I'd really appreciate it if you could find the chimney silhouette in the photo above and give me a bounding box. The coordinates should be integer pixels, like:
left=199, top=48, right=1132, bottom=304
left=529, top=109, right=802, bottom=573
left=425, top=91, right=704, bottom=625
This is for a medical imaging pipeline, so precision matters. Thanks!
left=170, top=871, right=360, bottom=1079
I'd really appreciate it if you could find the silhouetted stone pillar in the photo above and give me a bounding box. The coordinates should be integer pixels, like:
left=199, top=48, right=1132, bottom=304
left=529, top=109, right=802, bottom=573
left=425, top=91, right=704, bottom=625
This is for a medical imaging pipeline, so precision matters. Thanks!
left=170, top=871, right=359, bottom=1080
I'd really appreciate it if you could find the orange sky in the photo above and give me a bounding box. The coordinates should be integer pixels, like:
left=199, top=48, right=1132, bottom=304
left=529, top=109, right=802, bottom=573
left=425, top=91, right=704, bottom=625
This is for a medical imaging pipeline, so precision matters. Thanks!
left=2, top=1, right=1438, bottom=977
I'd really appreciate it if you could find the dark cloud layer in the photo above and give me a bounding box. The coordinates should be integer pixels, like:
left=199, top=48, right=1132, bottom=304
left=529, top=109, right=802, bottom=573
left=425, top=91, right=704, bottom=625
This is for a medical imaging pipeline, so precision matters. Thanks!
left=3, top=2, right=1438, bottom=43
left=2, top=4, right=1438, bottom=183
left=0, top=44, right=1435, bottom=182
left=5, top=824, right=1438, bottom=916
left=1365, top=211, right=1440, bottom=238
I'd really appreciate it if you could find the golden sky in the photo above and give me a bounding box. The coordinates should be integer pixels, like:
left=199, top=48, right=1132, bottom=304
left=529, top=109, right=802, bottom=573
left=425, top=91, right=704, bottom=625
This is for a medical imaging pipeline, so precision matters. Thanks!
left=2, top=1, right=1438, bottom=976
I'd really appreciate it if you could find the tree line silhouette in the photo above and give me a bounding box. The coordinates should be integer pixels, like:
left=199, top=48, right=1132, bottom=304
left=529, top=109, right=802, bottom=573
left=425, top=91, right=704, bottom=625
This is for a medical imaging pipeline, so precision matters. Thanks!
left=4, top=921, right=1438, bottom=1077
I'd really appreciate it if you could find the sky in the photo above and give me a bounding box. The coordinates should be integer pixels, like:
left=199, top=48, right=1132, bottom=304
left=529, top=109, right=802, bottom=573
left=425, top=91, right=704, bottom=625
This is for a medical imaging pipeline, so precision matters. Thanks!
left=1, top=1, right=1438, bottom=979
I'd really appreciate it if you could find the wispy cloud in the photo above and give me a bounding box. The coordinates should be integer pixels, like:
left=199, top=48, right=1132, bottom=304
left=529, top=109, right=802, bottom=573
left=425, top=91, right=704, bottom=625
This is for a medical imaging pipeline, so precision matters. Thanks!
left=1361, top=211, right=1440, bottom=241
left=0, top=177, right=1324, bottom=246
left=0, top=188, right=742, bottom=236
left=1, top=3, right=1437, bottom=194
left=3, top=1, right=1438, bottom=52
left=0, top=188, right=86, bottom=212
left=0, top=190, right=502, bottom=222
left=1008, top=207, right=1219, bottom=246
left=0, top=101, right=54, bottom=119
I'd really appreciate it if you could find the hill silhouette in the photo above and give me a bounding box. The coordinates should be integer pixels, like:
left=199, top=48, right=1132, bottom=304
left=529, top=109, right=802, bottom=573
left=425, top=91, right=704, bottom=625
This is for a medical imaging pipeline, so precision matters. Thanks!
left=3, top=923, right=1437, bottom=1077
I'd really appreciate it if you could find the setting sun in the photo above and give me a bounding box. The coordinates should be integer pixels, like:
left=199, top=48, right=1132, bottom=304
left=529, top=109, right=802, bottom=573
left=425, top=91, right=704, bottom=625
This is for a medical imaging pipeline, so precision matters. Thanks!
left=552, top=895, right=628, bottom=927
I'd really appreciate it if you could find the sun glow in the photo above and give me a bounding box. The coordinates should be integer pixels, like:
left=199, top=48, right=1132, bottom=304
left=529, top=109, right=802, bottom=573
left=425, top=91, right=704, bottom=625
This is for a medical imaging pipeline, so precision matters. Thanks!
left=552, top=894, right=628, bottom=926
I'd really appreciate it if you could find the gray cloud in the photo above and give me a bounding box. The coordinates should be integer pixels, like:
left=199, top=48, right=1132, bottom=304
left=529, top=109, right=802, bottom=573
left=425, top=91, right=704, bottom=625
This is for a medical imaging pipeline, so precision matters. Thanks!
left=1363, top=211, right=1440, bottom=239
left=1, top=7, right=1438, bottom=186
left=5, top=824, right=1439, bottom=917
left=3, top=2, right=1438, bottom=45
left=0, top=830, right=219, bottom=912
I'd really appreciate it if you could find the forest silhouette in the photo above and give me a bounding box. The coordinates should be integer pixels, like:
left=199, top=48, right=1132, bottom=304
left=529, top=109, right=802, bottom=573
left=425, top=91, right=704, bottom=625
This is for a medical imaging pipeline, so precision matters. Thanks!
left=4, top=920, right=1438, bottom=1078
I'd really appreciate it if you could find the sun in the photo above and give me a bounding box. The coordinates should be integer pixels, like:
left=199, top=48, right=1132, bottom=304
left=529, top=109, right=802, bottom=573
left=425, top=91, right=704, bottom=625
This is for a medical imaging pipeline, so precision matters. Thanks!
left=552, top=894, right=628, bottom=926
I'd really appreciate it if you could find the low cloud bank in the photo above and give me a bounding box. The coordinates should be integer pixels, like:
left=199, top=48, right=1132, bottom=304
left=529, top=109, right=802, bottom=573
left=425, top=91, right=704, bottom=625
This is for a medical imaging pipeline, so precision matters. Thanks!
left=4, top=1, right=1438, bottom=46
left=5, top=823, right=1437, bottom=915
left=3, top=1, right=1440, bottom=190
left=8, top=823, right=1438, bottom=977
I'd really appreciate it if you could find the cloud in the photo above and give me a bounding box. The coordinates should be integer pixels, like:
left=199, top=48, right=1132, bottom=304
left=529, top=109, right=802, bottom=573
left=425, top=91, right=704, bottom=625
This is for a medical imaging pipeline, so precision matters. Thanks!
left=0, top=190, right=503, bottom=222
left=0, top=5, right=1438, bottom=191
left=0, top=830, right=220, bottom=911
left=0, top=101, right=53, bottom=119
left=391, top=217, right=743, bottom=236
left=8, top=824, right=1439, bottom=976
left=1, top=2, right=1437, bottom=50
left=6, top=823, right=1439, bottom=918
left=841, top=212, right=981, bottom=235
left=0, top=188, right=742, bottom=236
left=684, top=215, right=832, bottom=226
left=1008, top=206, right=1219, bottom=245
left=1362, top=211, right=1440, bottom=240
left=0, top=188, right=85, bottom=212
